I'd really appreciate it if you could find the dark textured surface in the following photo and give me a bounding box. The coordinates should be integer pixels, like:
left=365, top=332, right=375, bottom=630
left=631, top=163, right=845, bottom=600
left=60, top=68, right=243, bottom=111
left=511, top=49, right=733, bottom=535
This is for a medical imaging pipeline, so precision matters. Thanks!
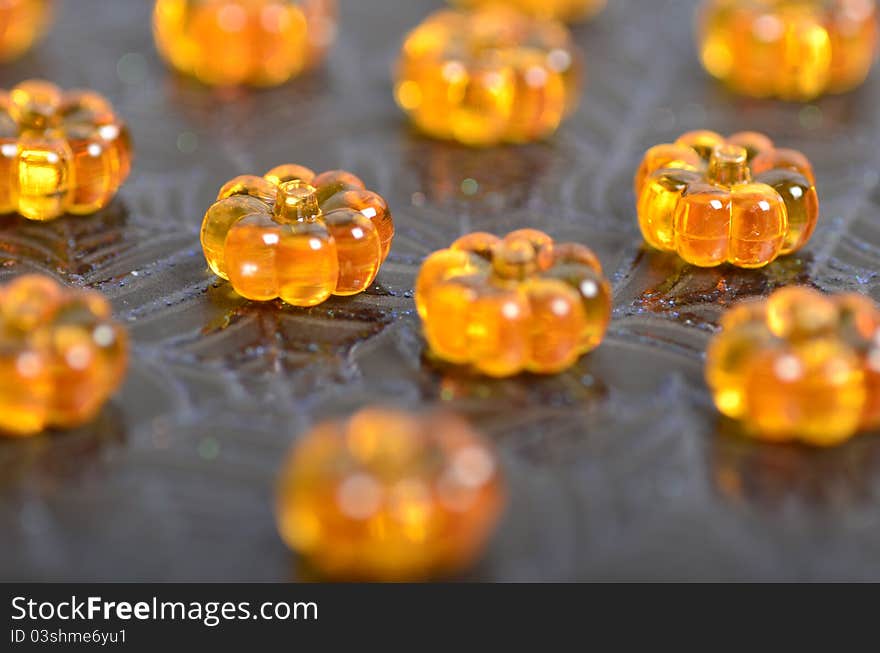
left=2, top=0, right=880, bottom=581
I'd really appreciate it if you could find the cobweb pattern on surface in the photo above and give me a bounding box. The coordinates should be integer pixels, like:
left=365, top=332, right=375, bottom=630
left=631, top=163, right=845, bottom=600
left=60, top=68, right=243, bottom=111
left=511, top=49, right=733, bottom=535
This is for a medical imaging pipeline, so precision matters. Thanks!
left=2, top=0, right=880, bottom=581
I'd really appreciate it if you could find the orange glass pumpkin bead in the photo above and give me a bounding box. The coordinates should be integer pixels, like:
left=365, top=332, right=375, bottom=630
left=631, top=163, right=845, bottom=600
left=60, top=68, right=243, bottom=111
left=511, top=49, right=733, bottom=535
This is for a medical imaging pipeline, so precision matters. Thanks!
left=0, top=80, right=132, bottom=221
left=276, top=407, right=505, bottom=580
left=0, top=0, right=52, bottom=62
left=697, top=0, right=879, bottom=100
left=450, top=0, right=606, bottom=22
left=0, top=274, right=128, bottom=437
left=152, top=0, right=337, bottom=87
left=706, top=287, right=880, bottom=446
left=416, top=229, right=611, bottom=377
left=395, top=7, right=583, bottom=146
left=201, top=165, right=393, bottom=306
left=635, top=130, right=819, bottom=268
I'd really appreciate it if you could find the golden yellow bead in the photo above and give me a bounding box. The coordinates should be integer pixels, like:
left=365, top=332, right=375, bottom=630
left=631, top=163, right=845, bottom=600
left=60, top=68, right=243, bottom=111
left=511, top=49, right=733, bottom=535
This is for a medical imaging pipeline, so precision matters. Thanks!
left=276, top=407, right=505, bottom=580
left=152, top=0, right=336, bottom=87
left=0, top=275, right=127, bottom=437
left=395, top=7, right=582, bottom=146
left=0, top=0, right=52, bottom=62
left=635, top=131, right=819, bottom=269
left=706, top=287, right=880, bottom=446
left=416, top=229, right=610, bottom=377
left=201, top=165, right=393, bottom=306
left=0, top=80, right=132, bottom=221
left=450, top=0, right=606, bottom=22
left=697, top=0, right=879, bottom=100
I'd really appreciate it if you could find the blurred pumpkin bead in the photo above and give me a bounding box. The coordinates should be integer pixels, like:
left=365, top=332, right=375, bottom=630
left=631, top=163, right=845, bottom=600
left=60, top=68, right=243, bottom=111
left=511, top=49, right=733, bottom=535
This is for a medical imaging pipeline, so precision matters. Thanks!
left=0, top=0, right=52, bottom=62
left=449, top=0, right=606, bottom=22
left=697, top=0, right=878, bottom=100
left=0, top=80, right=131, bottom=221
left=707, top=288, right=880, bottom=445
left=152, top=0, right=336, bottom=87
left=395, top=7, right=582, bottom=146
left=276, top=407, right=504, bottom=580
left=0, top=276, right=126, bottom=436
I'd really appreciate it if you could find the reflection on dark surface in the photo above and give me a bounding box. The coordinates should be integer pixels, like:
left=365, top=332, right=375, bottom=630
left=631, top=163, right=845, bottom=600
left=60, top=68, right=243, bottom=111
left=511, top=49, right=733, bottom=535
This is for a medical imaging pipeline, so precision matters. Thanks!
left=0, top=200, right=130, bottom=276
left=0, top=404, right=126, bottom=491
left=197, top=281, right=396, bottom=370
left=163, top=69, right=331, bottom=125
left=710, top=418, right=880, bottom=512
left=420, top=349, right=608, bottom=408
left=630, top=247, right=814, bottom=327
left=404, top=133, right=554, bottom=209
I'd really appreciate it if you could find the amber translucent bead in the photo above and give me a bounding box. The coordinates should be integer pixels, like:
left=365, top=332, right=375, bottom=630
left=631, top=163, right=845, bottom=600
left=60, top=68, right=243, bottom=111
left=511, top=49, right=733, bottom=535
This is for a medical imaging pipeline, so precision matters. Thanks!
left=395, top=7, right=582, bottom=146
left=450, top=0, right=606, bottom=22
left=635, top=130, right=819, bottom=268
left=706, top=286, right=880, bottom=446
left=152, top=0, right=336, bottom=87
left=0, top=0, right=52, bottom=62
left=697, top=0, right=879, bottom=100
left=0, top=275, right=127, bottom=437
left=0, top=80, right=132, bottom=221
left=201, top=165, right=393, bottom=306
left=416, top=229, right=611, bottom=377
left=276, top=407, right=505, bottom=580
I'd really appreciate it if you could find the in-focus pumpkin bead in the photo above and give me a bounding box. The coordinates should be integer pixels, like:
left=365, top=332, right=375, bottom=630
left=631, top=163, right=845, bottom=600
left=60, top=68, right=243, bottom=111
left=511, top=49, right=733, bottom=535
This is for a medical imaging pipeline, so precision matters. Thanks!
left=450, top=0, right=606, bottom=22
left=276, top=407, right=505, bottom=581
left=323, top=208, right=381, bottom=295
left=201, top=165, right=393, bottom=306
left=200, top=195, right=267, bottom=279
left=635, top=131, right=819, bottom=268
left=706, top=287, right=880, bottom=446
left=224, top=212, right=283, bottom=301
left=632, top=144, right=703, bottom=198
left=322, top=189, right=393, bottom=262
left=0, top=275, right=127, bottom=437
left=152, top=0, right=337, bottom=87
left=0, top=80, right=132, bottom=221
left=697, top=0, right=878, bottom=100
left=416, top=229, right=610, bottom=377
left=0, top=0, right=52, bottom=62
left=276, top=219, right=338, bottom=307
left=217, top=174, right=277, bottom=204
left=395, top=7, right=582, bottom=146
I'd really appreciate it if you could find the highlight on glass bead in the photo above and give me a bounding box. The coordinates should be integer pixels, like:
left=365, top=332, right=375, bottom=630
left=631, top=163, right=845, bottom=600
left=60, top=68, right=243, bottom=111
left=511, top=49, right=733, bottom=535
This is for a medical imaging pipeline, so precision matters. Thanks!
left=201, top=165, right=393, bottom=306
left=275, top=407, right=505, bottom=581
left=450, top=0, right=606, bottom=22
left=152, top=0, right=337, bottom=87
left=634, top=130, right=819, bottom=269
left=0, top=80, right=132, bottom=222
left=706, top=286, right=880, bottom=446
left=0, top=0, right=52, bottom=62
left=0, top=275, right=128, bottom=437
left=394, top=6, right=583, bottom=146
left=416, top=229, right=611, bottom=377
left=697, top=0, right=879, bottom=100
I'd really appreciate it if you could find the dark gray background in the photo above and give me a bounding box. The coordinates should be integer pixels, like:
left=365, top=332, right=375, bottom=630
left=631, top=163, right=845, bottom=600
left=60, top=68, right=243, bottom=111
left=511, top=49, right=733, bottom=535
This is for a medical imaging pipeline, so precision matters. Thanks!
left=1, top=0, right=880, bottom=581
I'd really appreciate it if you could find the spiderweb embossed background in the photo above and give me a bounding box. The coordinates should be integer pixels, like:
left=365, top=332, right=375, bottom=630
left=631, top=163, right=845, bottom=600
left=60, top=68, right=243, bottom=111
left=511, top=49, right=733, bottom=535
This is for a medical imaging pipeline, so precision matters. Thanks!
left=2, top=0, right=880, bottom=581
